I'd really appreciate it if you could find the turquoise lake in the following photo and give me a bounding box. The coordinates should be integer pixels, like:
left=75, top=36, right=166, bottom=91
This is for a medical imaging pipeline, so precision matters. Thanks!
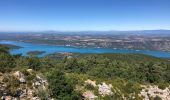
left=1, top=40, right=170, bottom=58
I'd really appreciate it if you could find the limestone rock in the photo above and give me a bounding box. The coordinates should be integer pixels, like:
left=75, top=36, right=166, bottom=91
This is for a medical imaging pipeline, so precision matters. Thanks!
left=13, top=71, right=26, bottom=83
left=0, top=70, right=50, bottom=100
left=98, top=82, right=113, bottom=96
left=33, top=75, right=48, bottom=90
left=32, top=97, right=41, bottom=100
left=83, top=91, right=97, bottom=100
left=85, top=79, right=96, bottom=87
left=140, top=85, right=170, bottom=100
left=27, top=69, right=34, bottom=74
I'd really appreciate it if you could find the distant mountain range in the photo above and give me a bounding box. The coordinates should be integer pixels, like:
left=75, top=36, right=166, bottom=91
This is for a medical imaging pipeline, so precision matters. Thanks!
left=0, top=30, right=170, bottom=36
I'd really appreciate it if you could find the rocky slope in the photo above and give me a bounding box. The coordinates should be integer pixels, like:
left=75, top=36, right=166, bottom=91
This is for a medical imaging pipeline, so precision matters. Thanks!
left=0, top=69, right=52, bottom=100
left=81, top=79, right=170, bottom=100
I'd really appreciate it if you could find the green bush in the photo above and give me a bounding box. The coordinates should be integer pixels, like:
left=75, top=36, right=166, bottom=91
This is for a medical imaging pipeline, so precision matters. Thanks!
left=84, top=83, right=95, bottom=90
left=47, top=69, right=83, bottom=100
left=158, top=83, right=167, bottom=90
left=154, top=96, right=162, bottom=100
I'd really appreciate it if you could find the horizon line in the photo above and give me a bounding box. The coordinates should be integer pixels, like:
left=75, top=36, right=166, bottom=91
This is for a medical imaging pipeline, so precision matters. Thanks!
left=0, top=29, right=170, bottom=33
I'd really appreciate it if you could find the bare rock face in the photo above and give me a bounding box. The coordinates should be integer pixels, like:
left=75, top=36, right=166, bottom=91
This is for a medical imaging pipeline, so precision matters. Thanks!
left=33, top=75, right=48, bottom=90
left=83, top=79, right=113, bottom=98
left=2, top=96, right=12, bottom=100
left=85, top=79, right=97, bottom=87
left=13, top=71, right=26, bottom=83
left=27, top=69, right=34, bottom=74
left=140, top=85, right=170, bottom=100
left=98, top=82, right=113, bottom=96
left=0, top=69, right=51, bottom=100
left=32, top=97, right=41, bottom=100
left=83, top=91, right=97, bottom=100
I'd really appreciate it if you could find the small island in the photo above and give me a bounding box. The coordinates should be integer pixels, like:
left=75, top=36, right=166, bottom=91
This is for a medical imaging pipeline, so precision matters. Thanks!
left=27, top=51, right=46, bottom=56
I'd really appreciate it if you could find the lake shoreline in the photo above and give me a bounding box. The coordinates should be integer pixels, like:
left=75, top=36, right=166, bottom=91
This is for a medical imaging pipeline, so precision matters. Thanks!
left=0, top=40, right=170, bottom=58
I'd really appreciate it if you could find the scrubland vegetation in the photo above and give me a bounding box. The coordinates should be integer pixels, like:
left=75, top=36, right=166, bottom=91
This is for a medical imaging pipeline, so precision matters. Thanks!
left=0, top=44, right=170, bottom=100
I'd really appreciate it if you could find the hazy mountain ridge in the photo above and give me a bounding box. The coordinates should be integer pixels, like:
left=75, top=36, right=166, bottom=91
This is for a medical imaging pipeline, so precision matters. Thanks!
left=1, top=30, right=170, bottom=35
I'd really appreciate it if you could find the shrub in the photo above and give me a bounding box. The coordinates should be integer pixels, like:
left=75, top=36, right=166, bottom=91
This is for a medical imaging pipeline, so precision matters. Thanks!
left=158, top=83, right=167, bottom=90
left=154, top=95, right=162, bottom=100
left=47, top=69, right=83, bottom=100
left=84, top=83, right=95, bottom=90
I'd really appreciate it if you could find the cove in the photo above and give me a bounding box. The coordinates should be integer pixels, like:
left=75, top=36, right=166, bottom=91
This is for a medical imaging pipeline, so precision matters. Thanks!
left=0, top=40, right=170, bottom=58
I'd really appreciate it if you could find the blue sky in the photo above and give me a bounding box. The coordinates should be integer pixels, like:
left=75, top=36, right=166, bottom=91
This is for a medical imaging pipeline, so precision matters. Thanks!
left=0, top=0, right=170, bottom=31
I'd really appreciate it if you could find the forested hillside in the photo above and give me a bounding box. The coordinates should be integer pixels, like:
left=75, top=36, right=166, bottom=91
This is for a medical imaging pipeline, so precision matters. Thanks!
left=0, top=45, right=170, bottom=100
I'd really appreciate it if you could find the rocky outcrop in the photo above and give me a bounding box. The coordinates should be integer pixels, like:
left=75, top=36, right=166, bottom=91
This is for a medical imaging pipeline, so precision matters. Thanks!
left=0, top=69, right=51, bottom=100
left=83, top=91, right=97, bottom=100
left=83, top=79, right=170, bottom=100
left=13, top=71, right=26, bottom=83
left=83, top=79, right=113, bottom=99
left=27, top=69, right=34, bottom=74
left=85, top=79, right=96, bottom=87
left=98, top=82, right=113, bottom=96
left=140, top=85, right=170, bottom=100
left=33, top=75, right=48, bottom=90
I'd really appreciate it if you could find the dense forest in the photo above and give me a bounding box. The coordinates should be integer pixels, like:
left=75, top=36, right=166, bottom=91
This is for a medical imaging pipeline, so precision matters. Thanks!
left=0, top=44, right=170, bottom=100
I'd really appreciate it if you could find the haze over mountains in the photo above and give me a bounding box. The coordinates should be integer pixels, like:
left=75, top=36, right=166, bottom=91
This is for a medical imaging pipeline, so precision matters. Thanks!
left=0, top=29, right=169, bottom=36
left=1, top=29, right=170, bottom=35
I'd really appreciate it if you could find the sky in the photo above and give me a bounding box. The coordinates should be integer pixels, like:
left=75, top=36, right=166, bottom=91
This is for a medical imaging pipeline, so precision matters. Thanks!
left=0, top=0, right=170, bottom=31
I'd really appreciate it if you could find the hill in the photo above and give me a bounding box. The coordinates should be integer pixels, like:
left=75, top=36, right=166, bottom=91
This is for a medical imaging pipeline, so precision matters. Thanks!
left=0, top=45, right=170, bottom=100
